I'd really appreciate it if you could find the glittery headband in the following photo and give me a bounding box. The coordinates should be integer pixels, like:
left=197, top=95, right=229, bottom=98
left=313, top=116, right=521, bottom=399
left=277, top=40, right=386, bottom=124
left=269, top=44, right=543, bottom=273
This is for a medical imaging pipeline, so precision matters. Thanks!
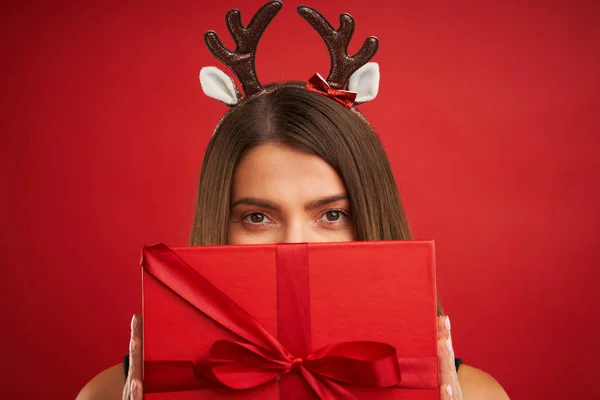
left=199, top=1, right=380, bottom=108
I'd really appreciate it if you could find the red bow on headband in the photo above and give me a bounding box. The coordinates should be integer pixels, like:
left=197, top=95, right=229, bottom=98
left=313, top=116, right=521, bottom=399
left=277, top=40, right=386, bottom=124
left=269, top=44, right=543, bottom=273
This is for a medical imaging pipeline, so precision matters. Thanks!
left=306, top=73, right=357, bottom=108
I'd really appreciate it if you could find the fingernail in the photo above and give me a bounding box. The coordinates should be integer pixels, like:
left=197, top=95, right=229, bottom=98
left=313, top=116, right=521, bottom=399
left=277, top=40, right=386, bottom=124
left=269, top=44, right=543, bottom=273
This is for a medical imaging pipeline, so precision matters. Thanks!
left=131, top=315, right=137, bottom=332
left=444, top=316, right=451, bottom=331
left=129, top=337, right=136, bottom=353
left=446, top=384, right=453, bottom=397
left=131, top=379, right=137, bottom=393
left=446, top=337, right=453, bottom=353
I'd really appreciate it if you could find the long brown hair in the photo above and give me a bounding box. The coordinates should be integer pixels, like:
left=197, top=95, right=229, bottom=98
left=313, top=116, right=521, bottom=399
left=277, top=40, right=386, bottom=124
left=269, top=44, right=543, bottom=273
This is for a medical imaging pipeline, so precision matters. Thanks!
left=189, top=84, right=443, bottom=315
left=190, top=84, right=410, bottom=244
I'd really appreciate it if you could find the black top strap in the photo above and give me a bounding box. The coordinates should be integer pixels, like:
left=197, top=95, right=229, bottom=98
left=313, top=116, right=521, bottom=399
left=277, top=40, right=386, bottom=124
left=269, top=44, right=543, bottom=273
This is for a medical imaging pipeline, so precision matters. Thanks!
left=455, top=357, right=463, bottom=371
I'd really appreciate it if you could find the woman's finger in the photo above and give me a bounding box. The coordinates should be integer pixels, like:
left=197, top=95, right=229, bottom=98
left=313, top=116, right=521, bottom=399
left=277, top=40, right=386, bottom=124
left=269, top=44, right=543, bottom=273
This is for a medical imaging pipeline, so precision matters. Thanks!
left=122, top=314, right=144, bottom=400
left=122, top=315, right=135, bottom=400
left=129, top=378, right=143, bottom=400
left=438, top=316, right=462, bottom=400
left=131, top=314, right=143, bottom=380
left=437, top=316, right=452, bottom=399
left=129, top=314, right=144, bottom=399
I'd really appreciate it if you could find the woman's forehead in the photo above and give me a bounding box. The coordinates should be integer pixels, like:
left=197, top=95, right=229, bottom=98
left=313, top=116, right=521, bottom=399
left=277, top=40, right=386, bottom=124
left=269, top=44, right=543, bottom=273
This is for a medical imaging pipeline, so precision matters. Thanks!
left=231, top=143, right=348, bottom=205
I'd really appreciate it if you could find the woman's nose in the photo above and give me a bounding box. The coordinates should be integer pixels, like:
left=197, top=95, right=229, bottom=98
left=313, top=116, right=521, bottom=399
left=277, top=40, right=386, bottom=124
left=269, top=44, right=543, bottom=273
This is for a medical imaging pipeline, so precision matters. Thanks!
left=280, top=220, right=309, bottom=243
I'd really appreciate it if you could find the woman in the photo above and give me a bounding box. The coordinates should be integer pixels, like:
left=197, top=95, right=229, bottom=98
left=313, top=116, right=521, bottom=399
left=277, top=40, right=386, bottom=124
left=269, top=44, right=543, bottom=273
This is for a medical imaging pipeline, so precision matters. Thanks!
left=78, top=2, right=509, bottom=399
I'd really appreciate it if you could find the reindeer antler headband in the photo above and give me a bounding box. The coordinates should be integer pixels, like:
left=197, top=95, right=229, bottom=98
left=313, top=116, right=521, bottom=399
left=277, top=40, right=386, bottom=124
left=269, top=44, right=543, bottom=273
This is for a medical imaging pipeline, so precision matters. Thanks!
left=199, top=0, right=380, bottom=108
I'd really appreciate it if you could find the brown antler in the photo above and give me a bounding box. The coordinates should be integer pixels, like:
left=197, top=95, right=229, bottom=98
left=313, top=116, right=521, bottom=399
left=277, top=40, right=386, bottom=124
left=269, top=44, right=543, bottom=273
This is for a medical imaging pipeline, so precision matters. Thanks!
left=297, top=6, right=379, bottom=90
left=204, top=1, right=282, bottom=96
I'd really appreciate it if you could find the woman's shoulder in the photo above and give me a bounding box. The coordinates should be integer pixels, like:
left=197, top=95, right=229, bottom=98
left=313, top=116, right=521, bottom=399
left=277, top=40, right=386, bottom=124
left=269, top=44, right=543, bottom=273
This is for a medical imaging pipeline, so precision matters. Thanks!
left=76, top=364, right=124, bottom=400
left=458, top=364, right=510, bottom=400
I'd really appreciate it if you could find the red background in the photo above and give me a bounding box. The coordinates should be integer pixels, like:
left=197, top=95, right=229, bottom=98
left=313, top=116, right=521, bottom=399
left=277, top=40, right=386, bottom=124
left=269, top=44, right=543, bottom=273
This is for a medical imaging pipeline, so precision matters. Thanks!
left=1, top=0, right=599, bottom=398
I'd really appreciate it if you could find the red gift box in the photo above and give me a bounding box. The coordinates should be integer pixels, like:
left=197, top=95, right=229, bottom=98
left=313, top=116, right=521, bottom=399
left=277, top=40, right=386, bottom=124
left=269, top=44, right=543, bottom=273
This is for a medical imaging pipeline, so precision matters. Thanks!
left=142, top=241, right=439, bottom=399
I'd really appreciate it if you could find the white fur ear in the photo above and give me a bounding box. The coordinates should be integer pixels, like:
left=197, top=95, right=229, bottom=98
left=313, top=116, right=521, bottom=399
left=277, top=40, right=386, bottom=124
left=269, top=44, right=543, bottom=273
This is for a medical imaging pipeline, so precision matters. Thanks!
left=347, top=62, right=380, bottom=104
left=199, top=66, right=240, bottom=106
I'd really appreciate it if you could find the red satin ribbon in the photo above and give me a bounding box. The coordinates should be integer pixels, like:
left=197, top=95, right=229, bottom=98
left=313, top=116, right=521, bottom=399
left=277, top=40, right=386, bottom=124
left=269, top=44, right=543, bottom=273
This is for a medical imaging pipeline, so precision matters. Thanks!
left=141, top=243, right=438, bottom=398
left=305, top=73, right=357, bottom=108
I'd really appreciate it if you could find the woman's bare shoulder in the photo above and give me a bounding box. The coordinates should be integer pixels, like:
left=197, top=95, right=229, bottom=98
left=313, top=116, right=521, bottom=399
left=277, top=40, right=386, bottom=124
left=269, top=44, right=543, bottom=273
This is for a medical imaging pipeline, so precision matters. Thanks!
left=76, top=364, right=125, bottom=400
left=458, top=364, right=510, bottom=400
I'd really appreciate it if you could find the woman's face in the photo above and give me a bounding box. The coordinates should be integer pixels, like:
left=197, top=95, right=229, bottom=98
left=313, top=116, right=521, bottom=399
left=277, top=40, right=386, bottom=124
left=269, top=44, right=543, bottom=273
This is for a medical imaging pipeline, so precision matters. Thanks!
left=228, top=143, right=355, bottom=244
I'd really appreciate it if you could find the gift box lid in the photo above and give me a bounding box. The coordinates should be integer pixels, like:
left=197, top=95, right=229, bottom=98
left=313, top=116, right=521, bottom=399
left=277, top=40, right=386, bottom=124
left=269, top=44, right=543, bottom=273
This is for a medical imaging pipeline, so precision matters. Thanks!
left=141, top=240, right=438, bottom=399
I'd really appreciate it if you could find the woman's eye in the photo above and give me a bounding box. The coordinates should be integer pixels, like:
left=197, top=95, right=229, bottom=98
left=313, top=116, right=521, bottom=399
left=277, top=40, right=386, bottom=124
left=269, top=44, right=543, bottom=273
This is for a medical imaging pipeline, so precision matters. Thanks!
left=320, top=210, right=349, bottom=223
left=243, top=212, right=270, bottom=224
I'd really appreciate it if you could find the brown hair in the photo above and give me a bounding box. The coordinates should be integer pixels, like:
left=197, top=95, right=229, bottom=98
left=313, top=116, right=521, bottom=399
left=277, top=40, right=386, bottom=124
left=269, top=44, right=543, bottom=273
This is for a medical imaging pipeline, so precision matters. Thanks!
left=190, top=84, right=410, bottom=244
left=189, top=84, right=443, bottom=315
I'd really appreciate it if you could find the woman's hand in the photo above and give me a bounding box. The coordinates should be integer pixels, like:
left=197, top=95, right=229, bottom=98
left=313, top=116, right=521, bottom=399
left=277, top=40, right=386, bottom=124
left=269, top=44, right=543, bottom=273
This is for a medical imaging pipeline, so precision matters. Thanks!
left=438, top=316, right=463, bottom=400
left=122, top=314, right=144, bottom=400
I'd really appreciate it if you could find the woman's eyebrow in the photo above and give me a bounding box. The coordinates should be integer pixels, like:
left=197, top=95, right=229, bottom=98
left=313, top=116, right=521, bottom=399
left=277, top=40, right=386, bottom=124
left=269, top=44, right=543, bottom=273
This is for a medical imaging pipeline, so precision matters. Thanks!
left=230, top=197, right=281, bottom=211
left=231, top=194, right=348, bottom=211
left=304, top=194, right=348, bottom=210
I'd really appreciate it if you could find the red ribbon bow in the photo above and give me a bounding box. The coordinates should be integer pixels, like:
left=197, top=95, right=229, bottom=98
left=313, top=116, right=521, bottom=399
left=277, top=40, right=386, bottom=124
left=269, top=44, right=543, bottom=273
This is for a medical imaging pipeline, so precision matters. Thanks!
left=194, top=339, right=401, bottom=398
left=305, top=73, right=357, bottom=108
left=142, top=244, right=438, bottom=399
